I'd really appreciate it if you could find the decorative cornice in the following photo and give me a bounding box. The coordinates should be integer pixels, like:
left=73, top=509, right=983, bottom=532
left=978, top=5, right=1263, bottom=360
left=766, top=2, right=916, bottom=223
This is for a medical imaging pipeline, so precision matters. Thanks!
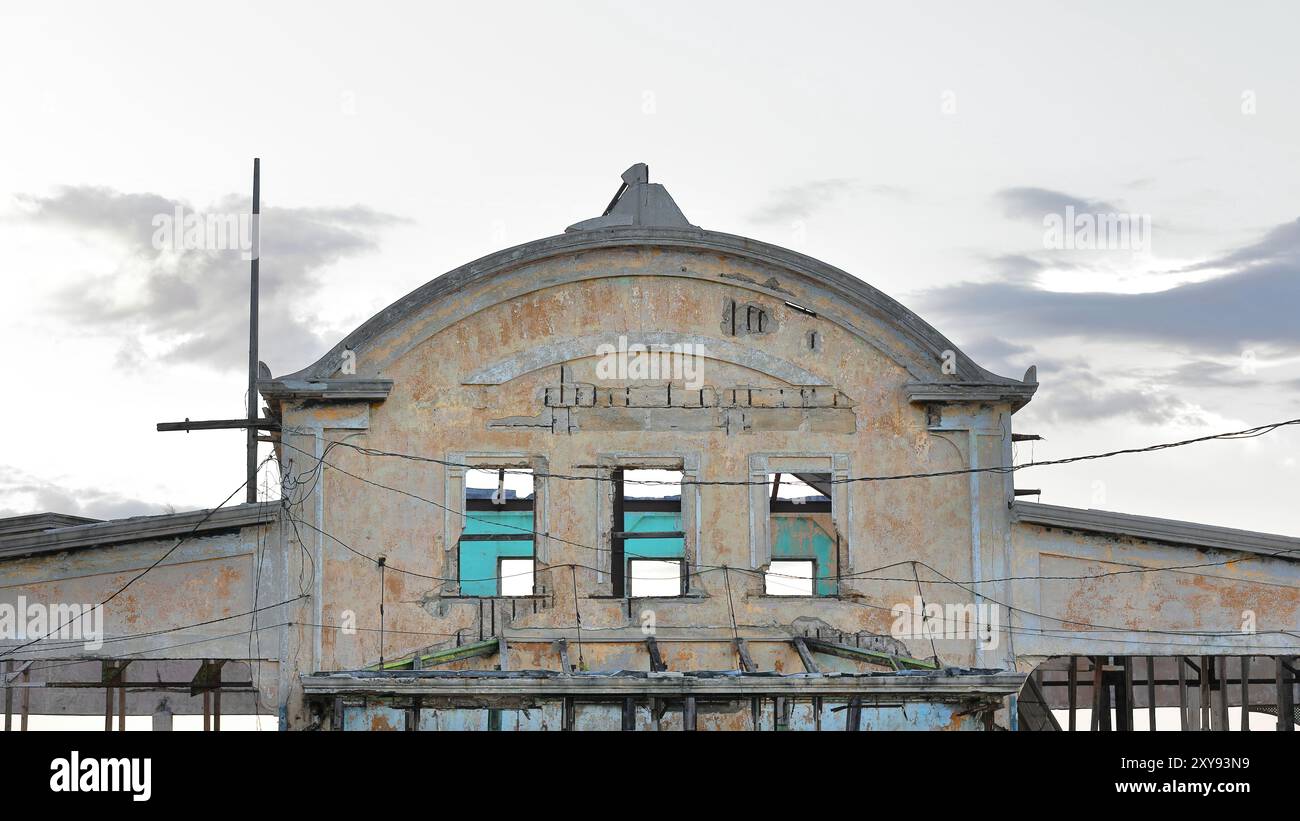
left=906, top=380, right=1038, bottom=409
left=257, top=377, right=394, bottom=403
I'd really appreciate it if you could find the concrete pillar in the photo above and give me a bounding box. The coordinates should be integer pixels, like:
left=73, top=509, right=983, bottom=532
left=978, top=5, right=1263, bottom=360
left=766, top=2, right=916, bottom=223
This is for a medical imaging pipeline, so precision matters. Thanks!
left=152, top=700, right=173, bottom=732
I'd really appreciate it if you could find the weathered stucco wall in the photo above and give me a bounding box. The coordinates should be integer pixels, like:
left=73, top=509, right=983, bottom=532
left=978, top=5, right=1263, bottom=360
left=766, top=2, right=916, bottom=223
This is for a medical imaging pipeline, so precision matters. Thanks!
left=274, top=241, right=1020, bottom=728
left=1008, top=521, right=1300, bottom=668
left=0, top=522, right=283, bottom=716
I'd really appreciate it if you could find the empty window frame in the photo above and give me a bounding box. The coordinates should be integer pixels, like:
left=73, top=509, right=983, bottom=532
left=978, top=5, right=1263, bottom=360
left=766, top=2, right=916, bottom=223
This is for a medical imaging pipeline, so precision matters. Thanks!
left=460, top=468, right=535, bottom=596
left=766, top=472, right=837, bottom=595
left=612, top=468, right=686, bottom=597
left=765, top=559, right=815, bottom=596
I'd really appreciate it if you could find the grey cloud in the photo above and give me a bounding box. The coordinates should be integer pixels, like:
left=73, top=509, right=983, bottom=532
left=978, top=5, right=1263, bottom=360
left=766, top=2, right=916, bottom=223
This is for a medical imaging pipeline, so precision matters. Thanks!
left=949, top=337, right=1206, bottom=427
left=995, top=186, right=1120, bottom=221
left=921, top=211, right=1300, bottom=356
left=1039, top=385, right=1204, bottom=426
left=0, top=466, right=180, bottom=520
left=960, top=335, right=1034, bottom=373
left=1019, top=360, right=1206, bottom=427
left=17, top=186, right=405, bottom=374
left=1160, top=359, right=1266, bottom=389
left=1138, top=359, right=1300, bottom=396
left=1180, top=217, right=1300, bottom=272
left=748, top=178, right=907, bottom=224
left=933, top=217, right=1300, bottom=426
left=982, top=252, right=1091, bottom=284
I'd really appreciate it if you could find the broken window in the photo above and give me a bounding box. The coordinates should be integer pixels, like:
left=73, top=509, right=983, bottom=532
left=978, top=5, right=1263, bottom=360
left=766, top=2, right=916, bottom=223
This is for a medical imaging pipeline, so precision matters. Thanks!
left=613, top=469, right=686, bottom=597
left=765, top=559, right=814, bottom=596
left=460, top=468, right=534, bottom=596
left=766, top=472, right=837, bottom=596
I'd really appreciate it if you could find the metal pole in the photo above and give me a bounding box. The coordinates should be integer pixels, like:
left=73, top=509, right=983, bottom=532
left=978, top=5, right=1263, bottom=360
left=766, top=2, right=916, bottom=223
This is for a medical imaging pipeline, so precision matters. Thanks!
left=246, top=158, right=261, bottom=504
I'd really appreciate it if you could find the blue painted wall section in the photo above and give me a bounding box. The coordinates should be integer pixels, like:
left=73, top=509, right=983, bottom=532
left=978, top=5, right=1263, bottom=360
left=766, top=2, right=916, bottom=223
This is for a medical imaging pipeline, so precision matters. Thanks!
left=460, top=510, right=534, bottom=596
left=771, top=514, right=839, bottom=595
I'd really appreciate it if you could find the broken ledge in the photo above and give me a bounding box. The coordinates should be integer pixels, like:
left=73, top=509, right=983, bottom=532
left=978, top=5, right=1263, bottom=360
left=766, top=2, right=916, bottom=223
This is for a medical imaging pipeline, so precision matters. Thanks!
left=256, top=377, right=394, bottom=403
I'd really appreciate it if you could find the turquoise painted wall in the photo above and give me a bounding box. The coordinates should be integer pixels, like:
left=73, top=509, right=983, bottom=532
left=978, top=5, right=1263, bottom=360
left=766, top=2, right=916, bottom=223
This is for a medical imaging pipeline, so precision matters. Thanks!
left=622, top=511, right=684, bottom=558
left=460, top=510, right=534, bottom=596
left=771, top=515, right=838, bottom=595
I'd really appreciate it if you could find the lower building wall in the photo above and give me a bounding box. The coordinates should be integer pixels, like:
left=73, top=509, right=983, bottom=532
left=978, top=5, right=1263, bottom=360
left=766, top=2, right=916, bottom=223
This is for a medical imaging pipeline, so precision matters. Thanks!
left=340, top=697, right=988, bottom=731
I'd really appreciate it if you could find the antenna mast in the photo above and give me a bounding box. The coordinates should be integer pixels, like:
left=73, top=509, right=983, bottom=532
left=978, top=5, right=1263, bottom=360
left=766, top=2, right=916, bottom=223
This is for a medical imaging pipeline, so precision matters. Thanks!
left=246, top=158, right=261, bottom=503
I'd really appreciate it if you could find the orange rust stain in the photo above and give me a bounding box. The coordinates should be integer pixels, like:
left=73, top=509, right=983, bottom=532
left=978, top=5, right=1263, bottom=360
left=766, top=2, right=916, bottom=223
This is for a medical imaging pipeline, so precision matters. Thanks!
left=213, top=565, right=239, bottom=601
left=942, top=708, right=969, bottom=731
left=369, top=714, right=398, bottom=731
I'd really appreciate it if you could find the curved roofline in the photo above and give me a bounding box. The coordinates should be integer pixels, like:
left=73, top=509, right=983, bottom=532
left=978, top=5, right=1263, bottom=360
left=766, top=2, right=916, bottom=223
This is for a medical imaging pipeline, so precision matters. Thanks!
left=277, top=226, right=1033, bottom=400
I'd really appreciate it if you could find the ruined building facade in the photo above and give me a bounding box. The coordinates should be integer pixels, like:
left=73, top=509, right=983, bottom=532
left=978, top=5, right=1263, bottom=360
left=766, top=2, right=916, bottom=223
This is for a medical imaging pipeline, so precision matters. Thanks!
left=2, top=166, right=1296, bottom=731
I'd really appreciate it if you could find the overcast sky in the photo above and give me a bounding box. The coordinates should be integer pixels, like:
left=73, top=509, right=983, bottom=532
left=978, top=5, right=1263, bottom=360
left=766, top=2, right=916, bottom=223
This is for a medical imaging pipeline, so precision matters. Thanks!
left=1, top=1, right=1296, bottom=535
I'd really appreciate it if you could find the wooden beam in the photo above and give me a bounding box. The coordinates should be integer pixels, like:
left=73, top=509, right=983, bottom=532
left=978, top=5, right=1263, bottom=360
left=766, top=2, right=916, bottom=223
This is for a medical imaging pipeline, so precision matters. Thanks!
left=189, top=659, right=224, bottom=696
left=102, top=660, right=124, bottom=732
left=20, top=664, right=29, bottom=732
left=803, top=637, right=938, bottom=671
left=1146, top=656, right=1157, bottom=732
left=611, top=530, right=685, bottom=540
left=611, top=468, right=625, bottom=598
left=1186, top=657, right=1202, bottom=731
left=1119, top=656, right=1134, bottom=731
left=1200, top=655, right=1212, bottom=730
left=1177, top=656, right=1190, bottom=731
left=775, top=697, right=789, bottom=731
left=645, top=637, right=667, bottom=672
left=156, top=418, right=279, bottom=432
left=793, top=637, right=820, bottom=673
left=2, top=660, right=10, bottom=732
left=1091, top=657, right=1110, bottom=731
left=846, top=696, right=862, bottom=732
left=1240, top=656, right=1250, bottom=732
left=735, top=639, right=757, bottom=672
left=1215, top=656, right=1230, bottom=731
left=1018, top=672, right=1062, bottom=732
left=555, top=638, right=571, bottom=673
left=1278, top=657, right=1295, bottom=732
left=1067, top=655, right=1077, bottom=732
left=374, top=637, right=501, bottom=671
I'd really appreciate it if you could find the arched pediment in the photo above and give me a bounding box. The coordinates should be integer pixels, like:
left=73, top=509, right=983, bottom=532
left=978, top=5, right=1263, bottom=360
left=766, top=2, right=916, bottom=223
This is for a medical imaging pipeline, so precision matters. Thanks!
left=270, top=202, right=1035, bottom=410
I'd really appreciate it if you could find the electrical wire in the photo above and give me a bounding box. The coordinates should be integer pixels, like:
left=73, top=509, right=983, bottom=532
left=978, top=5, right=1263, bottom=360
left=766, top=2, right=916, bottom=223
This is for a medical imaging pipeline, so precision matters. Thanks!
left=0, top=456, right=276, bottom=660
left=282, top=416, right=1300, bottom=487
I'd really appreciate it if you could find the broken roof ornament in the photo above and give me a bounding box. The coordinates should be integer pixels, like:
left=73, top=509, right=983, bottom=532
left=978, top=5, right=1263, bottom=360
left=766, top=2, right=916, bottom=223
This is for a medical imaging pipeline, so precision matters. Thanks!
left=565, top=163, right=698, bottom=232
